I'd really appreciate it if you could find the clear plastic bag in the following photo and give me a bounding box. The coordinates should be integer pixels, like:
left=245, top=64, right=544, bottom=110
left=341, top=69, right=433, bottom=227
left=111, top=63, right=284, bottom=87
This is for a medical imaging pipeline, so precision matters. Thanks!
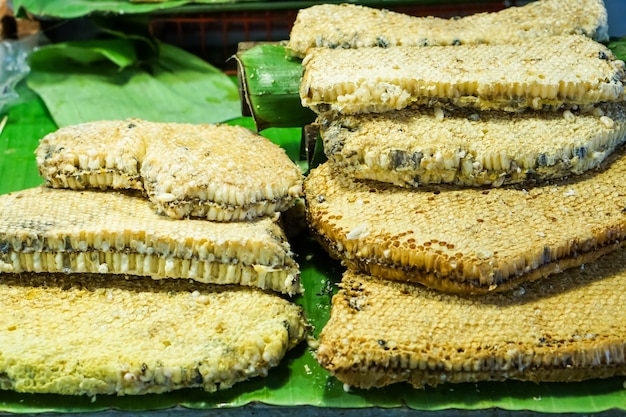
left=0, top=34, right=39, bottom=113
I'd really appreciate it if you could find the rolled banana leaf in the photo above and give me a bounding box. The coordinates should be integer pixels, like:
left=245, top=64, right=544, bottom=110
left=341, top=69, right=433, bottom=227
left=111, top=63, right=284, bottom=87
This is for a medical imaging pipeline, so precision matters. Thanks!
left=235, top=42, right=315, bottom=131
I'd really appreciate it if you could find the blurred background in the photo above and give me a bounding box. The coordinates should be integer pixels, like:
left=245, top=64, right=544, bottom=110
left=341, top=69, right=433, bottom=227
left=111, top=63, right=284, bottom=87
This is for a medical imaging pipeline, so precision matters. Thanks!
left=2, top=0, right=624, bottom=72
left=148, top=0, right=626, bottom=71
left=605, top=0, right=626, bottom=38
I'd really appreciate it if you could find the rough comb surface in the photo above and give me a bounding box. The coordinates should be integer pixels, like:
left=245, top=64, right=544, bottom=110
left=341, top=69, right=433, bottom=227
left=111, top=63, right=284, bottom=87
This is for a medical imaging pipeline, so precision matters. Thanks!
left=287, top=0, right=609, bottom=58
left=36, top=119, right=303, bottom=221
left=0, top=187, right=301, bottom=295
left=0, top=273, right=308, bottom=395
left=320, top=102, right=626, bottom=187
left=317, top=266, right=626, bottom=389
left=300, top=35, right=625, bottom=114
left=304, top=151, right=626, bottom=294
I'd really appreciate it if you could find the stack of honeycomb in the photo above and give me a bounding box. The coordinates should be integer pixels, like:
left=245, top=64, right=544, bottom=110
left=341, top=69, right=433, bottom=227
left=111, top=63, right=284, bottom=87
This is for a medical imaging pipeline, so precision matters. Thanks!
left=290, top=0, right=626, bottom=389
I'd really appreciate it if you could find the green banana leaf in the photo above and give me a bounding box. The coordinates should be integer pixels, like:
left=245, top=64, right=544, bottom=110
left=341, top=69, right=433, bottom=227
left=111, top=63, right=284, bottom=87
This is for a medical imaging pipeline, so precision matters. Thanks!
left=0, top=84, right=54, bottom=195
left=608, top=37, right=626, bottom=62
left=13, top=0, right=235, bottom=19
left=27, top=39, right=241, bottom=128
left=2, top=81, right=626, bottom=415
